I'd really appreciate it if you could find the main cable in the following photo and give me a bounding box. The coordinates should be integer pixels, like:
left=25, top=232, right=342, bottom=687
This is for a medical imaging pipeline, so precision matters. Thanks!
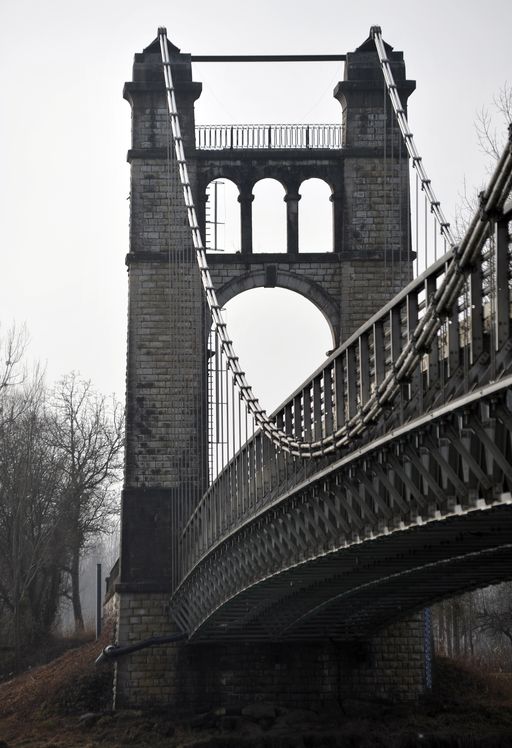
left=158, top=27, right=300, bottom=456
left=158, top=27, right=512, bottom=462
left=371, top=26, right=456, bottom=250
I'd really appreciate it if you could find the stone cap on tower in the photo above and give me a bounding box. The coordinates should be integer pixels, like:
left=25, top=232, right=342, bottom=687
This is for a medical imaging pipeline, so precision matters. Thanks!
left=333, top=29, right=415, bottom=147
left=123, top=34, right=202, bottom=152
left=335, top=29, right=415, bottom=100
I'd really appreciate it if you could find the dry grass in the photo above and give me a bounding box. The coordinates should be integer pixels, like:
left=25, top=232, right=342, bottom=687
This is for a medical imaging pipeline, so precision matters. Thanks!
left=1, top=643, right=512, bottom=747
left=0, top=634, right=113, bottom=747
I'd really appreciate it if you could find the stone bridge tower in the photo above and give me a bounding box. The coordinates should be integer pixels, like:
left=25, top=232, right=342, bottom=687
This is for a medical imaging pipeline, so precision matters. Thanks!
left=114, top=32, right=422, bottom=710
left=201, top=36, right=415, bottom=343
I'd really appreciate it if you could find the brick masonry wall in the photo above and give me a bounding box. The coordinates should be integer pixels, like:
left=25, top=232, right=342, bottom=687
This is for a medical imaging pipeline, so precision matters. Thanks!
left=124, top=256, right=205, bottom=491
left=116, top=46, right=207, bottom=703
left=115, top=592, right=177, bottom=708
left=114, top=590, right=425, bottom=711
left=122, top=79, right=206, bottom=512
left=209, top=255, right=411, bottom=345
left=202, top=42, right=414, bottom=346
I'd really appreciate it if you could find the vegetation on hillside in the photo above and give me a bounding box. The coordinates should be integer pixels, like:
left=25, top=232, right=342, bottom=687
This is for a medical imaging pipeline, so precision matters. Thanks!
left=0, top=325, right=123, bottom=674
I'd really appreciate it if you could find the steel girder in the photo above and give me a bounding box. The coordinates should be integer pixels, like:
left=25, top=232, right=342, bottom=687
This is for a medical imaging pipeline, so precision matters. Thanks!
left=171, top=380, right=512, bottom=640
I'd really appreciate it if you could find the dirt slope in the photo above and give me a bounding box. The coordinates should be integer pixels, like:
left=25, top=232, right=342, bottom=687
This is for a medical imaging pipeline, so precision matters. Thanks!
left=1, top=638, right=512, bottom=748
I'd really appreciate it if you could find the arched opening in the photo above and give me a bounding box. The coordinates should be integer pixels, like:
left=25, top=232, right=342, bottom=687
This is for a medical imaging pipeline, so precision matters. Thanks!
left=223, top=287, right=333, bottom=414
left=252, top=178, right=286, bottom=254
left=299, top=178, right=333, bottom=253
left=205, top=178, right=240, bottom=253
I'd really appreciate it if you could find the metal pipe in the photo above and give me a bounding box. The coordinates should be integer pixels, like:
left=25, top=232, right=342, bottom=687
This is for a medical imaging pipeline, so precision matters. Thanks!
left=95, top=632, right=188, bottom=665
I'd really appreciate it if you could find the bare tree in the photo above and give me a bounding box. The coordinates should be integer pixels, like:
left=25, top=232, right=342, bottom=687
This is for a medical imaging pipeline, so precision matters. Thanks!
left=455, top=82, right=512, bottom=240
left=0, top=330, right=124, bottom=663
left=49, top=373, right=123, bottom=632
left=0, top=323, right=27, bottom=394
left=475, top=584, right=512, bottom=651
left=0, top=378, right=66, bottom=668
left=475, top=84, right=512, bottom=162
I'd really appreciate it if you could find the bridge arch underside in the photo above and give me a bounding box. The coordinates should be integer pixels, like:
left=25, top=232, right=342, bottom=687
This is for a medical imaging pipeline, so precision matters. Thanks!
left=172, top=383, right=512, bottom=642
left=186, top=507, right=512, bottom=643
left=207, top=252, right=409, bottom=347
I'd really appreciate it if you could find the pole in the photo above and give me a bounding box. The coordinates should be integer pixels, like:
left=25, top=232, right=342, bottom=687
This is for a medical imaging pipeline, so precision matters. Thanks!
left=96, top=563, right=102, bottom=640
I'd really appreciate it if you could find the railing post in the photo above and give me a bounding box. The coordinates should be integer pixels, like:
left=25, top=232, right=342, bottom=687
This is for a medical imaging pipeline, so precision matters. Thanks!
left=469, top=263, right=484, bottom=364
left=323, top=366, right=334, bottom=434
left=334, top=356, right=345, bottom=430
left=495, top=217, right=510, bottom=351
left=373, top=320, right=386, bottom=391
left=346, top=345, right=358, bottom=420
left=359, top=333, right=370, bottom=406
left=406, top=292, right=420, bottom=411
left=276, top=411, right=286, bottom=484
left=293, top=393, right=303, bottom=440
left=390, top=306, right=402, bottom=364
left=313, top=375, right=323, bottom=441
left=447, top=297, right=460, bottom=377
left=303, top=386, right=312, bottom=442
left=425, top=275, right=440, bottom=389
left=254, top=434, right=263, bottom=506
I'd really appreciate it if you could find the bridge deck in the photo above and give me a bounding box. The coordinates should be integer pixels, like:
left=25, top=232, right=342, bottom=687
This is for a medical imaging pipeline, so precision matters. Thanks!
left=170, top=135, right=512, bottom=639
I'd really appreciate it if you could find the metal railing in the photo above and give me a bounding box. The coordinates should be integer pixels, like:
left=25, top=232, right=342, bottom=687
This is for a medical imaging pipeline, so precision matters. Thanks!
left=161, top=26, right=512, bottom=473
left=195, top=123, right=344, bottom=150
left=175, top=205, right=512, bottom=591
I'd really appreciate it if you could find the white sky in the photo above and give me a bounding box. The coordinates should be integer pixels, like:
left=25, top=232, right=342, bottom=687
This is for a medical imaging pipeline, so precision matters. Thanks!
left=0, top=0, right=510, bottom=413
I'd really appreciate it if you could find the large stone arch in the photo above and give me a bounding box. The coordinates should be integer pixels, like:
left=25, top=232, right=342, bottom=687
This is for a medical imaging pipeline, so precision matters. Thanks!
left=213, top=267, right=339, bottom=345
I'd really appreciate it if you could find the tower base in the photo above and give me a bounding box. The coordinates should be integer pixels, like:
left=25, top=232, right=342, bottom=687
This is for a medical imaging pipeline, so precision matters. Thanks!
left=112, top=592, right=428, bottom=713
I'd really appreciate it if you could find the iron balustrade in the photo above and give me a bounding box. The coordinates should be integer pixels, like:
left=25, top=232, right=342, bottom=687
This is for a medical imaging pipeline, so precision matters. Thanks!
left=172, top=385, right=512, bottom=639
left=162, top=23, right=511, bottom=463
left=174, top=211, right=512, bottom=595
left=157, top=27, right=512, bottom=636
left=195, top=123, right=344, bottom=150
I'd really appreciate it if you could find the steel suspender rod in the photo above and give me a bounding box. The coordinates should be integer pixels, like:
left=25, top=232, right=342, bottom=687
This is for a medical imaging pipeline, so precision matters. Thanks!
left=371, top=26, right=456, bottom=251
left=158, top=26, right=512, bottom=459
left=158, top=27, right=303, bottom=457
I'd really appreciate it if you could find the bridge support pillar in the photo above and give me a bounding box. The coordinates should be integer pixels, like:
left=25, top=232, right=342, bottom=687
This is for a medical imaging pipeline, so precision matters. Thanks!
left=114, top=30, right=426, bottom=712
left=285, top=190, right=301, bottom=255
left=111, top=607, right=428, bottom=711
left=114, top=36, right=207, bottom=710
left=238, top=188, right=254, bottom=255
left=114, top=591, right=177, bottom=708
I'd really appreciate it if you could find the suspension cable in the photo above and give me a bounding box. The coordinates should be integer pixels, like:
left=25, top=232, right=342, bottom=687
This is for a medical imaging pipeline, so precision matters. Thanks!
left=158, top=28, right=301, bottom=455
left=158, top=27, right=512, bottom=461
left=371, top=26, right=456, bottom=251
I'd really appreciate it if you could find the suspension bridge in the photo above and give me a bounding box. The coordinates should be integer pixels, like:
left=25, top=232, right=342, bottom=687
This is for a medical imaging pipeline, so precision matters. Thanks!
left=111, top=27, right=512, bottom=711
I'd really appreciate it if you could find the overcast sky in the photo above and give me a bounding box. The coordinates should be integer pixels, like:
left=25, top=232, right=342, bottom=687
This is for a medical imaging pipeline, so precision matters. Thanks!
left=0, top=0, right=510, bottom=413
